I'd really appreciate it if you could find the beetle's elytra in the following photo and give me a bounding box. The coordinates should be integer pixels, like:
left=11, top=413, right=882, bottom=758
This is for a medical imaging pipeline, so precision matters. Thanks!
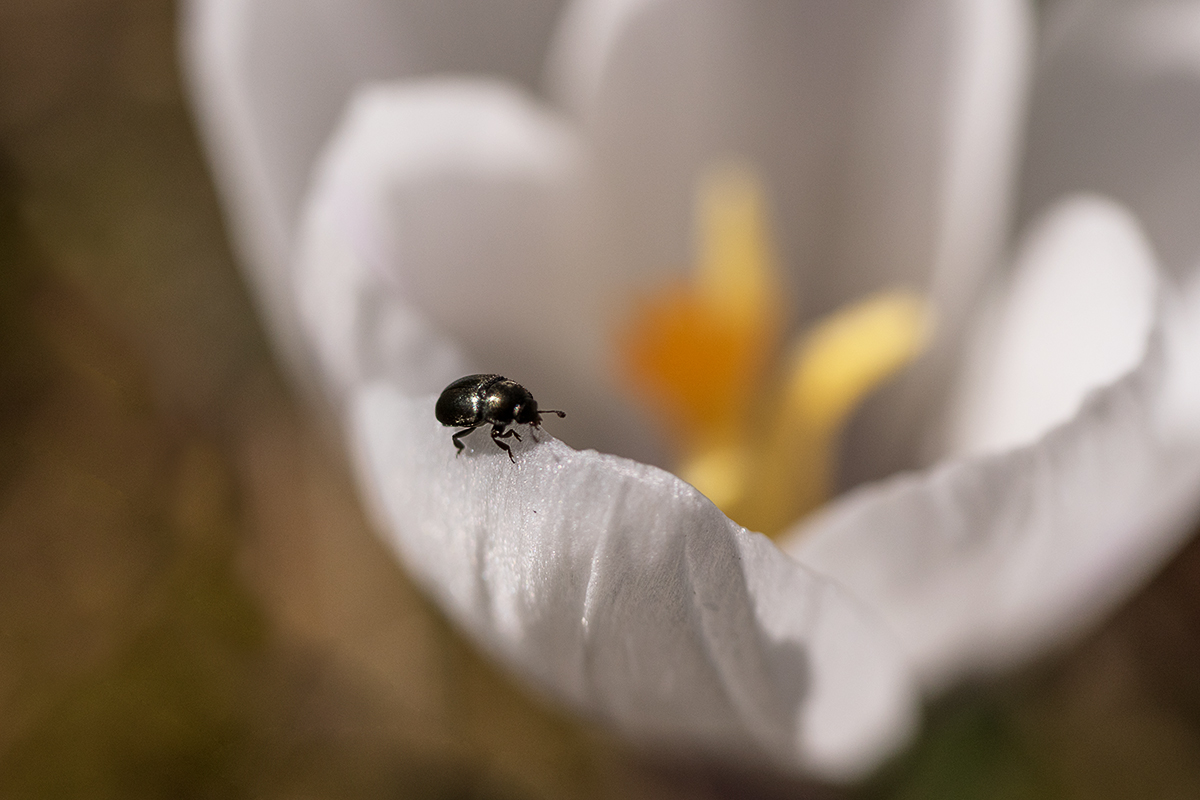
left=436, top=374, right=565, bottom=462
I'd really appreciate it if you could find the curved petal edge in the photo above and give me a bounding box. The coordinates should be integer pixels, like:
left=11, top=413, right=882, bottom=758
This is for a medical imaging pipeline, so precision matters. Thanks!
left=349, top=384, right=918, bottom=781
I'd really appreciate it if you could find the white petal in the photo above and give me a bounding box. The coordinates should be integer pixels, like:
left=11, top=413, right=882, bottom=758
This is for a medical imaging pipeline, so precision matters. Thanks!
left=788, top=280, right=1200, bottom=693
left=350, top=384, right=917, bottom=781
left=294, top=77, right=667, bottom=462
left=945, top=195, right=1159, bottom=457
left=1021, top=0, right=1200, bottom=279
left=841, top=0, right=1034, bottom=481
left=545, top=0, right=1032, bottom=479
left=546, top=0, right=1028, bottom=310
left=293, top=83, right=920, bottom=774
left=1159, top=271, right=1200, bottom=443
left=180, top=0, right=566, bottom=372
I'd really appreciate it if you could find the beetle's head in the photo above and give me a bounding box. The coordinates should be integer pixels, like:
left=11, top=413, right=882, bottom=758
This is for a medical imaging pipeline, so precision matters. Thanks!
left=514, top=400, right=540, bottom=426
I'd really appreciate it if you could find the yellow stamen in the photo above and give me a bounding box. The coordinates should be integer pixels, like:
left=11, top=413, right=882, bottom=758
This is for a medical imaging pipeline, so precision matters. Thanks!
left=695, top=162, right=780, bottom=320
left=617, top=161, right=931, bottom=538
left=719, top=291, right=931, bottom=536
left=785, top=292, right=931, bottom=433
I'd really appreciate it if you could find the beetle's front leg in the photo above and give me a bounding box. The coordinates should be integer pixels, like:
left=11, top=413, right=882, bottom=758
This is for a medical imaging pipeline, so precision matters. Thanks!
left=490, top=424, right=517, bottom=462
left=451, top=426, right=477, bottom=455
left=493, top=425, right=522, bottom=442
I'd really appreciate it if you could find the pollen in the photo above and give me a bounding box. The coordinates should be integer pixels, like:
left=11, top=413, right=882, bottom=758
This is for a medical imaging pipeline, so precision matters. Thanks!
left=616, top=161, right=931, bottom=538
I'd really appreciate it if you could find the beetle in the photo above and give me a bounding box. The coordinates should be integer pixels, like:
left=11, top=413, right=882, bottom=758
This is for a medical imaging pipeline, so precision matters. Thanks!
left=435, top=374, right=565, bottom=462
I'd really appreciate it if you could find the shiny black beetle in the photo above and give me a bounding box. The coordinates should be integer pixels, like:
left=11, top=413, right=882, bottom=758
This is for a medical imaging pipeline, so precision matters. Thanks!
left=435, top=374, right=565, bottom=462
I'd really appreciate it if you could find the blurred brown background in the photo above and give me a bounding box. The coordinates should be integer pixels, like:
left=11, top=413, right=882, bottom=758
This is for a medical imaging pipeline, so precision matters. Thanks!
left=2, top=2, right=1200, bottom=798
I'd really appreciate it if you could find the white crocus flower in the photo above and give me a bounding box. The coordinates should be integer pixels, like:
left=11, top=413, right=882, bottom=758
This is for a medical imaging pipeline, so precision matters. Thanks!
left=182, top=0, right=1200, bottom=782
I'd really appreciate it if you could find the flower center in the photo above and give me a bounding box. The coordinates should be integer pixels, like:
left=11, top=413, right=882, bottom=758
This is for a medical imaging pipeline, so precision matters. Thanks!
left=616, top=162, right=930, bottom=538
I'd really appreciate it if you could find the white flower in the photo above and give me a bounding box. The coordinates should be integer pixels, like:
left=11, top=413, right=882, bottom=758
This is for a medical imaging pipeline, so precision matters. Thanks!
left=182, top=0, right=1200, bottom=782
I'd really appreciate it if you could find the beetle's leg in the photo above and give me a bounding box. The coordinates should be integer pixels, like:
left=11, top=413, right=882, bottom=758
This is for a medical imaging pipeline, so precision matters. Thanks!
left=451, top=426, right=476, bottom=455
left=493, top=425, right=521, bottom=442
left=491, top=424, right=517, bottom=462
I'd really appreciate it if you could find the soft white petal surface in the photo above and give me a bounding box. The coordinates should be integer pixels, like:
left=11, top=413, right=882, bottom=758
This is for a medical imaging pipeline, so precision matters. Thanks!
left=294, top=78, right=667, bottom=462
left=788, top=199, right=1200, bottom=690
left=547, top=0, right=1027, bottom=315
left=351, top=386, right=917, bottom=781
left=1160, top=271, right=1200, bottom=442
left=792, top=350, right=1200, bottom=691
left=946, top=195, right=1159, bottom=456
left=1022, top=0, right=1200, bottom=279
left=293, top=77, right=918, bottom=779
left=545, top=0, right=1032, bottom=480
left=181, top=0, right=566, bottom=371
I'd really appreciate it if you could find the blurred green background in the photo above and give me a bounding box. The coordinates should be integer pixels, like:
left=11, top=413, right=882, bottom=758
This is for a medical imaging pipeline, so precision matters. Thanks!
left=2, top=2, right=1199, bottom=798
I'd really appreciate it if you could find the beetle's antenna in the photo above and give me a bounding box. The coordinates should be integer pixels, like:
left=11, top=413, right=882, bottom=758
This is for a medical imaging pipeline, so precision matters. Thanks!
left=540, top=409, right=566, bottom=418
